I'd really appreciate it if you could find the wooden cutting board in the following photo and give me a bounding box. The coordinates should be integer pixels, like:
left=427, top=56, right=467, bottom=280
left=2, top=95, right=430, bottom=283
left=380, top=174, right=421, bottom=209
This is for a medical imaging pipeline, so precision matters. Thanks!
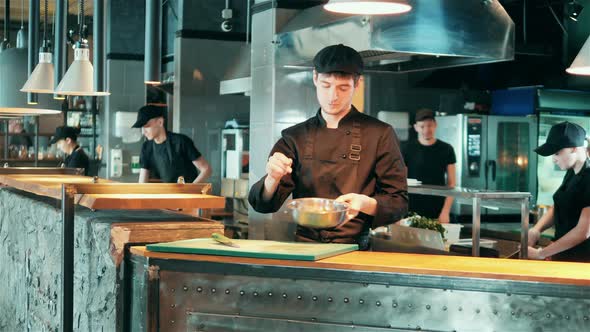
left=147, top=238, right=358, bottom=261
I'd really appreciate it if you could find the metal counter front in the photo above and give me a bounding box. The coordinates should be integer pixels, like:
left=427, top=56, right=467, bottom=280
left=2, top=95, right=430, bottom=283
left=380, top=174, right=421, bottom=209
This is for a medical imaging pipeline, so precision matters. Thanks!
left=129, top=247, right=590, bottom=332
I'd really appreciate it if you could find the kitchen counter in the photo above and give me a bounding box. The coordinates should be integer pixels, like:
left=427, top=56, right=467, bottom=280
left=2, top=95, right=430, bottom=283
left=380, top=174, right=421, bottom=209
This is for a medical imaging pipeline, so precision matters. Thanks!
left=128, top=246, right=590, bottom=331
left=0, top=172, right=225, bottom=331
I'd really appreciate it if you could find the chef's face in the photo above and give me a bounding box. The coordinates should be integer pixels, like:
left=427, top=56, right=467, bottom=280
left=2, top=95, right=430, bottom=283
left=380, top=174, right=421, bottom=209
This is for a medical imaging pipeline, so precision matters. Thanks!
left=414, top=119, right=437, bottom=141
left=313, top=71, right=358, bottom=116
left=141, top=117, right=164, bottom=140
left=552, top=147, right=578, bottom=170
left=56, top=138, right=73, bottom=153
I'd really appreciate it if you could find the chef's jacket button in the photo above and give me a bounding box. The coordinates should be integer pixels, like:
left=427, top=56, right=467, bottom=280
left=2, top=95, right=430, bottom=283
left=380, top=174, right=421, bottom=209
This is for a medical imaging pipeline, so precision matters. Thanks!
left=341, top=154, right=347, bottom=159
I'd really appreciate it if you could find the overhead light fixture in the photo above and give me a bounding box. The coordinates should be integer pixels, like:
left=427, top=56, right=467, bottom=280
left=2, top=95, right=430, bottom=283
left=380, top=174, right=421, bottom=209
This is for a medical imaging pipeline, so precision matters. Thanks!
left=0, top=47, right=61, bottom=115
left=323, top=0, right=412, bottom=15
left=54, top=0, right=110, bottom=96
left=144, top=0, right=162, bottom=85
left=569, top=1, right=584, bottom=21
left=22, top=0, right=55, bottom=94
left=566, top=35, right=590, bottom=75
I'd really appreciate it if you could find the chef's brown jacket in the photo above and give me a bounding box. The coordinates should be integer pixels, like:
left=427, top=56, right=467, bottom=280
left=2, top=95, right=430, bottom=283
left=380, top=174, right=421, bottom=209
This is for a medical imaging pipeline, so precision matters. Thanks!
left=248, top=107, right=408, bottom=244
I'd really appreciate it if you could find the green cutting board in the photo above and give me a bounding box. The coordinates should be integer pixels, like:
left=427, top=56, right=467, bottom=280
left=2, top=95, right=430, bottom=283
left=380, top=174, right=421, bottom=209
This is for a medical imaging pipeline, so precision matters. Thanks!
left=147, top=238, right=358, bottom=261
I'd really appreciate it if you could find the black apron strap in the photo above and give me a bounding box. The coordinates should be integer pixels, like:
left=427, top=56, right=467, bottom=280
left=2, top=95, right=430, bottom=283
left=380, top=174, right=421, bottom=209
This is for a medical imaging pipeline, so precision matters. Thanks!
left=349, top=120, right=361, bottom=163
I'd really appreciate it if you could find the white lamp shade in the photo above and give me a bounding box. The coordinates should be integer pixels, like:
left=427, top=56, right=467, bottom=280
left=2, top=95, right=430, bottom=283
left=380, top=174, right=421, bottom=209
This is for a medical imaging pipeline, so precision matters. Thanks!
left=566, top=36, right=590, bottom=76
left=21, top=52, right=55, bottom=93
left=55, top=47, right=110, bottom=96
left=324, top=0, right=412, bottom=15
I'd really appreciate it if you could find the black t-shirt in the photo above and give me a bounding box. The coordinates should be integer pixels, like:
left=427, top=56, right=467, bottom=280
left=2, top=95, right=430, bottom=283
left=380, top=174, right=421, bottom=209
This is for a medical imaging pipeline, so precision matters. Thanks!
left=552, top=160, right=590, bottom=262
left=402, top=139, right=456, bottom=218
left=65, top=146, right=90, bottom=176
left=140, top=132, right=202, bottom=183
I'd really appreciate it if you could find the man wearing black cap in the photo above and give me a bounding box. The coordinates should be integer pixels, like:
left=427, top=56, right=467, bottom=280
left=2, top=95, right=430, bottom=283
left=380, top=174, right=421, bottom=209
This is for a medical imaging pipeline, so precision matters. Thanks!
left=132, top=105, right=212, bottom=184
left=50, top=126, right=90, bottom=175
left=402, top=108, right=456, bottom=223
left=527, top=121, right=590, bottom=262
left=248, top=44, right=408, bottom=247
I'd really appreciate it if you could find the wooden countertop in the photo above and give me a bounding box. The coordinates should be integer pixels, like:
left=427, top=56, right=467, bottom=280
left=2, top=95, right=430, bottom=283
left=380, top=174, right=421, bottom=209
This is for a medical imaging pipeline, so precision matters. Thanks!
left=0, top=174, right=225, bottom=210
left=130, top=246, right=590, bottom=286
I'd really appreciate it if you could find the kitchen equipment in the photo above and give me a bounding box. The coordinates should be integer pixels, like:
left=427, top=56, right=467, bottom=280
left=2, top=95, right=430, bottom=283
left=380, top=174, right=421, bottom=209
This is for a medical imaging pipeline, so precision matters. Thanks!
left=147, top=238, right=358, bottom=261
left=436, top=114, right=538, bottom=216
left=211, top=232, right=240, bottom=248
left=371, top=225, right=448, bottom=255
left=287, top=198, right=350, bottom=229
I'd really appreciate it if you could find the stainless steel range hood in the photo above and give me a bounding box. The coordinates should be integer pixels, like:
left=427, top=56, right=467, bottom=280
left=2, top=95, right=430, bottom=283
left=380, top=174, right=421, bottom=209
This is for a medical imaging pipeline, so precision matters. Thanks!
left=275, top=0, right=515, bottom=72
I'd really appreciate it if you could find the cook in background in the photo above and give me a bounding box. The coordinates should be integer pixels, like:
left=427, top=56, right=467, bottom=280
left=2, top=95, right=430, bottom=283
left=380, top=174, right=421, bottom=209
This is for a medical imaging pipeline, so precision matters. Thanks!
left=133, top=105, right=212, bottom=183
left=402, top=109, right=456, bottom=223
left=50, top=126, right=90, bottom=175
left=248, top=44, right=408, bottom=248
left=528, top=121, right=590, bottom=262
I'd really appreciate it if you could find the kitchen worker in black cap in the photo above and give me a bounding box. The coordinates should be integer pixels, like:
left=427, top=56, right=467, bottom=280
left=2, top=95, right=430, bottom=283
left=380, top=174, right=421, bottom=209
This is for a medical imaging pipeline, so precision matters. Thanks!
left=132, top=105, right=212, bottom=183
left=50, top=126, right=90, bottom=175
left=248, top=44, right=408, bottom=248
left=528, top=121, right=590, bottom=262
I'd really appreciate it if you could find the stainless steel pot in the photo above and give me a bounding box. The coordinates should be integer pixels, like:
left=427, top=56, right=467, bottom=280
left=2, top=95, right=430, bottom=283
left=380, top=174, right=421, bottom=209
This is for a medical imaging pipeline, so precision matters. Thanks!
left=287, top=198, right=350, bottom=229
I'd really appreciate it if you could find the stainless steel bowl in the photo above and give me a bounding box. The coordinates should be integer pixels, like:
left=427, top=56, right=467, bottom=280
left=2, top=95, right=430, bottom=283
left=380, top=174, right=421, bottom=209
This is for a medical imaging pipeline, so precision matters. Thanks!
left=287, top=197, right=349, bottom=229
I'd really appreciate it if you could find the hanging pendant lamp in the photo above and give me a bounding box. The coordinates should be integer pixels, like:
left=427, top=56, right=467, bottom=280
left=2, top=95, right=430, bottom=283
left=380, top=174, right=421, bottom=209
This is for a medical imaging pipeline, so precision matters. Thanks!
left=22, top=0, right=55, bottom=94
left=566, top=35, right=590, bottom=76
left=54, top=0, right=110, bottom=96
left=323, top=0, right=412, bottom=15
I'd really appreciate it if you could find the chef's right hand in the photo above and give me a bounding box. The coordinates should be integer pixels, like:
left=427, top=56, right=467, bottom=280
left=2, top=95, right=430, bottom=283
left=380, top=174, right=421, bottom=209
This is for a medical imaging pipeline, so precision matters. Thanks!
left=528, top=228, right=540, bottom=247
left=266, top=152, right=293, bottom=182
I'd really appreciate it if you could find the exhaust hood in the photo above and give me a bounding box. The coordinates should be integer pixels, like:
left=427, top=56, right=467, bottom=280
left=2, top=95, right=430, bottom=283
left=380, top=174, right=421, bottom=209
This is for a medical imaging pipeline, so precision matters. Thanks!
left=220, top=0, right=514, bottom=94
left=275, top=0, right=514, bottom=72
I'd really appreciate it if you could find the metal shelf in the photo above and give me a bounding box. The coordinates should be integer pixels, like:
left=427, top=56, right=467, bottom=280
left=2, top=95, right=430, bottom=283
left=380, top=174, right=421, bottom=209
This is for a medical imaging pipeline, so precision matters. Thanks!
left=408, top=184, right=531, bottom=258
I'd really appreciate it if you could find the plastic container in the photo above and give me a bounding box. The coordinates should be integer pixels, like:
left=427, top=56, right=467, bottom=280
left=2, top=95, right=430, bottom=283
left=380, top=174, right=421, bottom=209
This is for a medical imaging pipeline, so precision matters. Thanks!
left=442, top=224, right=463, bottom=244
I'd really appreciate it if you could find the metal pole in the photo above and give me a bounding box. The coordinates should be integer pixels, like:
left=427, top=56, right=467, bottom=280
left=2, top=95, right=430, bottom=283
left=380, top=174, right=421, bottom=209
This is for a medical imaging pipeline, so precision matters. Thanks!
left=3, top=120, right=8, bottom=159
left=54, top=0, right=66, bottom=99
left=92, top=97, right=97, bottom=159
left=472, top=197, right=481, bottom=257
left=93, top=0, right=104, bottom=91
left=61, top=184, right=75, bottom=332
left=27, top=0, right=39, bottom=104
left=3, top=0, right=10, bottom=45
left=34, top=116, right=39, bottom=166
left=520, top=198, right=530, bottom=259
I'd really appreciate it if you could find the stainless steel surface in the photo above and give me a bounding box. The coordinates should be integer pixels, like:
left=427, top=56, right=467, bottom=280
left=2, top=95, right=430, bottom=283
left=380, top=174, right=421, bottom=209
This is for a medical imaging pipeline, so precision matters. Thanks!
left=473, top=197, right=481, bottom=257
left=409, top=184, right=531, bottom=257
left=520, top=200, right=529, bottom=259
left=275, top=0, right=514, bottom=73
left=248, top=6, right=305, bottom=241
left=287, top=197, right=349, bottom=229
left=219, top=44, right=251, bottom=95
left=187, top=312, right=408, bottom=331
left=138, top=259, right=590, bottom=332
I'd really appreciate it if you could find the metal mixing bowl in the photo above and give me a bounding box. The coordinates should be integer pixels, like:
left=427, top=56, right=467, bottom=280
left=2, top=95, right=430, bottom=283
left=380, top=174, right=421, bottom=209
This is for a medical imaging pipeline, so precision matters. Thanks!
left=287, top=197, right=350, bottom=229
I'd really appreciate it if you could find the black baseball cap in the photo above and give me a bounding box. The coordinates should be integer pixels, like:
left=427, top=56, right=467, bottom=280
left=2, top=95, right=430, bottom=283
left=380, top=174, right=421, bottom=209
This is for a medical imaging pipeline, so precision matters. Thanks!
left=415, top=109, right=436, bottom=122
left=132, top=105, right=166, bottom=128
left=49, top=126, right=80, bottom=144
left=313, top=44, right=364, bottom=75
left=535, top=121, right=587, bottom=156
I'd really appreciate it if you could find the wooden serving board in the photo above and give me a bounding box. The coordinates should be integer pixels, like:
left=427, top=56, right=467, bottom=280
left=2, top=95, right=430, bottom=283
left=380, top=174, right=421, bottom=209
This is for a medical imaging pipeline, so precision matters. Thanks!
left=0, top=174, right=225, bottom=210
left=147, top=238, right=359, bottom=261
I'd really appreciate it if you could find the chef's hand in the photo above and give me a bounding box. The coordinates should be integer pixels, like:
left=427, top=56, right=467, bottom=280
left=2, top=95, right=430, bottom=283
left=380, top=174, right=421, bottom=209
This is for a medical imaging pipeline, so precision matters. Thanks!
left=266, top=152, right=293, bottom=182
left=438, top=211, right=451, bottom=224
left=262, top=152, right=293, bottom=201
left=528, top=228, right=541, bottom=247
left=527, top=246, right=545, bottom=260
left=336, top=193, right=377, bottom=222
